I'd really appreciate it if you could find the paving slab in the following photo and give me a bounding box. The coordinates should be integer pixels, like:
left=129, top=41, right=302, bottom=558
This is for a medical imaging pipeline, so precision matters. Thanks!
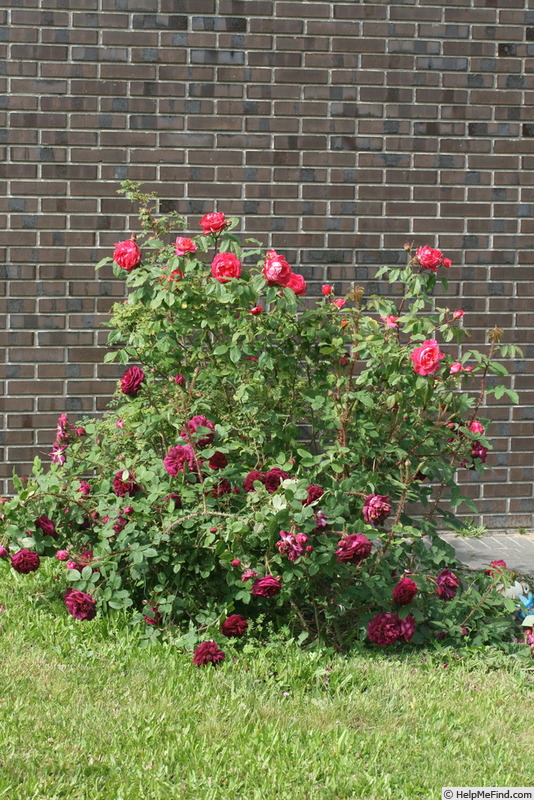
left=440, top=531, right=534, bottom=577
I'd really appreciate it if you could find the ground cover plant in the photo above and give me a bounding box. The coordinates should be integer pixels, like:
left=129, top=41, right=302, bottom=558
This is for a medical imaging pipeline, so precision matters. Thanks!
left=0, top=182, right=525, bottom=657
left=0, top=560, right=533, bottom=800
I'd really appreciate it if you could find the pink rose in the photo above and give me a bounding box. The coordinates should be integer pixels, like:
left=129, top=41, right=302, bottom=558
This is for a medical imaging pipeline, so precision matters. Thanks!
left=112, top=470, right=140, bottom=497
left=120, top=365, right=145, bottom=396
left=78, top=480, right=91, bottom=495
left=450, top=362, right=463, bottom=375
left=181, top=415, right=215, bottom=448
left=436, top=568, right=460, bottom=601
left=174, top=373, right=185, bottom=386
left=50, top=442, right=67, bottom=465
left=335, top=533, right=372, bottom=564
left=286, top=272, right=307, bottom=295
left=333, top=298, right=346, bottom=308
left=11, top=548, right=40, bottom=574
left=362, top=494, right=391, bottom=526
left=367, top=612, right=402, bottom=646
left=251, top=575, right=282, bottom=597
left=398, top=614, right=416, bottom=643
left=0, top=546, right=9, bottom=559
left=75, top=427, right=86, bottom=436
left=64, top=589, right=97, bottom=621
left=442, top=258, right=452, bottom=269
left=55, top=550, right=69, bottom=561
left=221, top=614, right=248, bottom=638
left=199, top=212, right=228, bottom=235
left=241, top=568, right=258, bottom=582
left=468, top=420, right=485, bottom=435
left=231, top=558, right=241, bottom=567
left=174, top=236, right=197, bottom=256
left=113, top=239, right=141, bottom=271
left=262, top=250, right=292, bottom=287
left=321, top=284, right=333, bottom=296
left=56, top=412, right=71, bottom=443
left=392, top=576, right=418, bottom=605
left=381, top=315, right=399, bottom=328
left=163, top=444, right=196, bottom=476
left=410, top=339, right=445, bottom=376
left=415, top=245, right=443, bottom=272
left=193, top=641, right=225, bottom=666
left=34, top=514, right=57, bottom=538
left=211, top=252, right=241, bottom=283
left=276, top=531, right=305, bottom=562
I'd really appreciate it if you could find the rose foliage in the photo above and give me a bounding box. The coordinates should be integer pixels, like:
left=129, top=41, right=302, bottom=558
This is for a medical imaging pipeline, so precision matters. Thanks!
left=0, top=182, right=523, bottom=651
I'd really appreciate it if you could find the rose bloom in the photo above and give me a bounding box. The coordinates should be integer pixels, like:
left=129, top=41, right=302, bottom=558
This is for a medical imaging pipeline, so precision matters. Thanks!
left=450, top=362, right=463, bottom=375
left=78, top=480, right=91, bottom=495
left=485, top=559, right=507, bottom=577
left=120, top=365, right=145, bottom=396
left=181, top=415, right=215, bottom=448
left=303, top=484, right=324, bottom=506
left=415, top=245, right=443, bottom=272
left=34, top=514, right=57, bottom=538
left=333, top=298, right=346, bottom=308
left=367, top=612, right=402, bottom=646
left=208, top=451, right=228, bottom=470
left=211, top=252, right=242, bottom=283
left=321, top=284, right=333, bottom=296
left=410, top=339, right=446, bottom=376
left=442, top=258, right=452, bottom=269
left=392, top=576, right=418, bottom=605
left=335, top=533, right=372, bottom=564
left=163, top=444, right=196, bottom=476
left=221, top=614, right=248, bottom=638
left=250, top=305, right=262, bottom=315
left=50, top=442, right=67, bottom=465
left=11, top=548, right=40, bottom=574
left=469, top=420, right=485, bottom=435
left=0, top=546, right=9, bottom=559
left=453, top=309, right=464, bottom=319
left=207, top=479, right=231, bottom=498
left=286, top=272, right=307, bottom=295
left=199, top=212, right=228, bottom=235
left=262, top=250, right=292, bottom=287
left=362, top=494, right=391, bottom=526
left=264, top=468, right=289, bottom=494
left=251, top=575, right=282, bottom=597
left=112, top=470, right=140, bottom=497
left=470, top=442, right=488, bottom=465
left=241, top=568, right=258, bottom=582
left=436, top=568, right=460, bottom=601
left=75, top=427, right=86, bottom=436
left=55, top=550, right=69, bottom=561
left=381, top=315, right=399, bottom=328
left=276, top=531, right=305, bottom=562
left=56, top=412, right=71, bottom=443
left=398, top=614, right=416, bottom=643
left=193, top=640, right=225, bottom=666
left=243, top=470, right=267, bottom=492
left=64, top=589, right=97, bottom=621
left=113, top=239, right=141, bottom=271
left=174, top=236, right=197, bottom=256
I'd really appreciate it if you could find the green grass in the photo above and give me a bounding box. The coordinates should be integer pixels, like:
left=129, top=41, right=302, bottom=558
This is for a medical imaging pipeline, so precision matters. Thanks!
left=0, top=561, right=532, bottom=800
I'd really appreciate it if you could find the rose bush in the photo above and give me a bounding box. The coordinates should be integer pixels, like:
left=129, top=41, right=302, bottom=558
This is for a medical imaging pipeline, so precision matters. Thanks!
left=0, top=181, right=523, bottom=653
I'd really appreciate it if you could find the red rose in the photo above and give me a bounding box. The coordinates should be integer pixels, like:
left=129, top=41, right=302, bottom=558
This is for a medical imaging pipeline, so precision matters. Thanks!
left=264, top=468, right=289, bottom=494
left=262, top=250, right=292, bottom=286
left=335, top=533, right=372, bottom=564
left=243, top=471, right=267, bottom=492
left=415, top=245, right=443, bottom=272
left=334, top=298, right=346, bottom=308
left=193, top=641, right=225, bottom=666
left=120, top=365, right=145, bottom=396
left=112, top=470, right=140, bottom=497
left=392, top=576, right=418, bottom=605
left=410, top=339, right=445, bottom=376
left=199, top=212, right=228, bottom=235
left=211, top=252, right=241, bottom=283
left=485, top=559, right=507, bottom=577
left=221, top=614, right=248, bottom=638
left=163, top=445, right=196, bottom=476
left=174, top=236, right=197, bottom=256
left=251, top=575, right=282, bottom=597
left=367, top=612, right=402, bottom=646
left=34, top=514, right=57, bottom=538
left=303, top=484, right=324, bottom=506
left=180, top=415, right=215, bottom=448
left=286, top=272, right=307, bottom=295
left=249, top=305, right=263, bottom=315
left=362, top=494, right=391, bottom=526
left=113, top=239, right=141, bottom=271
left=321, top=284, right=333, bottom=296
left=64, top=589, right=97, bottom=621
left=11, top=548, right=40, bottom=574
left=208, top=451, right=228, bottom=470
left=442, top=257, right=452, bottom=269
left=436, top=568, right=460, bottom=601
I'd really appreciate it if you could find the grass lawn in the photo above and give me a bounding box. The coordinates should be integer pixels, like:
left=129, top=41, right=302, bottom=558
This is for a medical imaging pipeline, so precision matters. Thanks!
left=0, top=561, right=532, bottom=800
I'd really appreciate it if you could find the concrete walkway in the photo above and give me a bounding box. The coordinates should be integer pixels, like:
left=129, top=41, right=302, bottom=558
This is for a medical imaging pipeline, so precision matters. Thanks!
left=440, top=531, right=534, bottom=577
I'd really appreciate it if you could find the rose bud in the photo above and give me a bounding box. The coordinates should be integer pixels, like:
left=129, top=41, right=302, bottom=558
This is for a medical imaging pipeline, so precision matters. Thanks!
left=249, top=306, right=263, bottom=315
left=321, top=284, right=333, bottom=296
left=231, top=558, right=241, bottom=567
left=453, top=310, right=464, bottom=319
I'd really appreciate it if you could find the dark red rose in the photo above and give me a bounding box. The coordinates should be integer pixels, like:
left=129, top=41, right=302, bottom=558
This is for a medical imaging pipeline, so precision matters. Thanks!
left=251, top=575, right=282, bottom=598
left=243, top=471, right=267, bottom=492
left=367, top=612, right=402, bottom=646
left=211, top=252, right=241, bottom=283
left=199, top=212, right=228, bottom=235
left=398, top=614, right=416, bottom=643
left=113, top=515, right=128, bottom=535
left=208, top=479, right=231, bottom=498
left=11, top=548, right=40, bottom=574
left=120, top=365, right=145, bottom=396
left=64, top=589, right=97, bottom=621
left=208, top=451, right=228, bottom=470
left=163, top=445, right=196, bottom=476
left=193, top=641, right=225, bottom=666
left=286, top=272, right=307, bottom=295
left=436, top=568, right=460, bottom=601
left=143, top=603, right=162, bottom=626
left=161, top=493, right=182, bottom=509
left=335, top=533, right=372, bottom=565
left=221, top=614, right=248, bottom=638
left=303, top=484, right=324, bottom=506
left=362, top=494, right=391, bottom=526
left=113, top=239, right=141, bottom=271
left=113, top=470, right=140, bottom=497
left=78, top=480, right=91, bottom=495
left=180, top=415, right=215, bottom=448
left=264, top=468, right=289, bottom=494
left=392, top=576, right=418, bottom=605
left=34, top=514, right=57, bottom=538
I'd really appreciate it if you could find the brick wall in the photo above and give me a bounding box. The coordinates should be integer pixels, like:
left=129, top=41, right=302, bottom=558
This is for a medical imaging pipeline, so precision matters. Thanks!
left=1, top=0, right=533, bottom=529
